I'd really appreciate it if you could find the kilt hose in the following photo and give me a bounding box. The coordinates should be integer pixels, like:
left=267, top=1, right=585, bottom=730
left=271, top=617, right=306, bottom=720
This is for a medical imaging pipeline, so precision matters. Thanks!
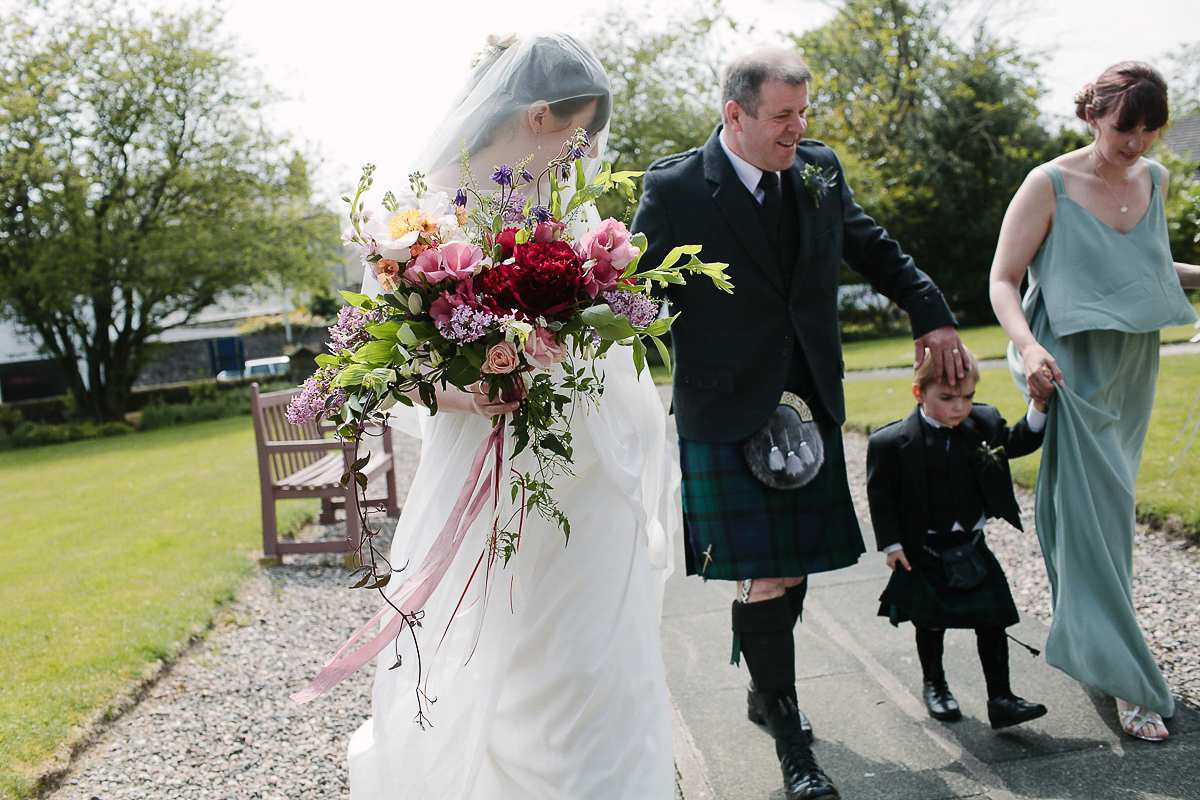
left=878, top=532, right=1019, bottom=630
left=679, top=419, right=864, bottom=581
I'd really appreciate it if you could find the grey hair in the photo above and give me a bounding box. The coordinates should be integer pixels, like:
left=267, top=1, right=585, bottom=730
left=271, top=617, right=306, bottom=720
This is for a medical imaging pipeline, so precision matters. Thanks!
left=721, top=49, right=813, bottom=119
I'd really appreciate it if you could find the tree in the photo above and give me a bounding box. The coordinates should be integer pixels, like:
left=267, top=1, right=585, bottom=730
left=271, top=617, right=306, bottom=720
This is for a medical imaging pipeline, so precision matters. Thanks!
left=0, top=1, right=340, bottom=421
left=587, top=0, right=733, bottom=220
left=793, top=0, right=1060, bottom=324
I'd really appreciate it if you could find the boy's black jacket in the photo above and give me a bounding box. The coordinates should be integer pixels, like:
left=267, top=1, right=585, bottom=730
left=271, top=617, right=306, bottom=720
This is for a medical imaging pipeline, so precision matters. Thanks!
left=866, top=403, right=1043, bottom=553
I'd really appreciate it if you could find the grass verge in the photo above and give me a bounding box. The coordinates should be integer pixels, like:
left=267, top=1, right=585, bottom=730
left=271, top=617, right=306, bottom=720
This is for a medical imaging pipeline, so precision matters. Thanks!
left=0, top=417, right=315, bottom=799
left=843, top=354, right=1200, bottom=532
left=842, top=302, right=1199, bottom=372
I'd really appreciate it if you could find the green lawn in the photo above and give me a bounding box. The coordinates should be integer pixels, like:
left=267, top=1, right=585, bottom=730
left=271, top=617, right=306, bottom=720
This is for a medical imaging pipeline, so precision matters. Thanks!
left=842, top=301, right=1200, bottom=372
left=0, top=417, right=314, bottom=799
left=843, top=354, right=1200, bottom=530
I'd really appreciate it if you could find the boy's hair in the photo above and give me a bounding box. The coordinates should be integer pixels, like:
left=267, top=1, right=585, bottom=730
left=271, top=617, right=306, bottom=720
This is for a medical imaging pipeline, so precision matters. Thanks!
left=913, top=346, right=980, bottom=390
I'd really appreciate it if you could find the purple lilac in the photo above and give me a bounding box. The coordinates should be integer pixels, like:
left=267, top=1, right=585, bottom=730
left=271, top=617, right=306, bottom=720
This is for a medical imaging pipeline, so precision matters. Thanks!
left=329, top=305, right=388, bottom=355
left=501, top=194, right=526, bottom=223
left=601, top=290, right=660, bottom=328
left=286, top=365, right=345, bottom=425
left=438, top=305, right=497, bottom=343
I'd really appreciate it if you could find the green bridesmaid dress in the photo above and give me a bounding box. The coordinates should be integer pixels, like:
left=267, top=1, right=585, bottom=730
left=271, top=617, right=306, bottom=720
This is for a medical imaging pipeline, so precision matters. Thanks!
left=1008, top=161, right=1197, bottom=718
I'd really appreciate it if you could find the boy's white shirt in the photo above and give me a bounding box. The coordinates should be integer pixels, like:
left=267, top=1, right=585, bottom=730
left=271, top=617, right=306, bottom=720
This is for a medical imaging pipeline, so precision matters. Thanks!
left=882, top=402, right=1045, bottom=554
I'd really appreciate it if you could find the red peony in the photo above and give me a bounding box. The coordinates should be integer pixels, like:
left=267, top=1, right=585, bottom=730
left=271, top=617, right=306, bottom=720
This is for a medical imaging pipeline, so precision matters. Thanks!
left=510, top=240, right=584, bottom=319
left=473, top=240, right=584, bottom=320
left=474, top=261, right=521, bottom=315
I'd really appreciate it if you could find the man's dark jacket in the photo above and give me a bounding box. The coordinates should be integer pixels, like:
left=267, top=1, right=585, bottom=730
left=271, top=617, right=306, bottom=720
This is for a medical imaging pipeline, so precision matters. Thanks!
left=865, top=403, right=1043, bottom=554
left=631, top=126, right=956, bottom=442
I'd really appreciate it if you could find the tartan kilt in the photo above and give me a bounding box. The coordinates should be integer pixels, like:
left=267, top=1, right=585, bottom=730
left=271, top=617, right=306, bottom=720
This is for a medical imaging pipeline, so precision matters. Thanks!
left=679, top=420, right=864, bottom=581
left=878, top=534, right=1019, bottom=629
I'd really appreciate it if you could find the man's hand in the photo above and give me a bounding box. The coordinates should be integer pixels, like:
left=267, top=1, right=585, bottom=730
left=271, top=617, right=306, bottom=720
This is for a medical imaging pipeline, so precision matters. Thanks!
left=914, top=325, right=966, bottom=386
left=886, top=549, right=911, bottom=572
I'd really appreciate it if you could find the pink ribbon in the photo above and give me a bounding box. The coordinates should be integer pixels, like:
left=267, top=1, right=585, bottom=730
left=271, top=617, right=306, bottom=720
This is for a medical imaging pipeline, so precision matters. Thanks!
left=290, top=418, right=506, bottom=704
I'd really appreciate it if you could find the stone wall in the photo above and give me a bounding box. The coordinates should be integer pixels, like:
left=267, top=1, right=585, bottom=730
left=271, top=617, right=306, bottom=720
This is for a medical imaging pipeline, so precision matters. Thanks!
left=134, top=325, right=330, bottom=387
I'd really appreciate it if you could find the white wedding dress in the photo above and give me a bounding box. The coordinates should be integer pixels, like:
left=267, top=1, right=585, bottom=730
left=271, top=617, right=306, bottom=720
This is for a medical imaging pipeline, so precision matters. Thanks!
left=346, top=285, right=679, bottom=798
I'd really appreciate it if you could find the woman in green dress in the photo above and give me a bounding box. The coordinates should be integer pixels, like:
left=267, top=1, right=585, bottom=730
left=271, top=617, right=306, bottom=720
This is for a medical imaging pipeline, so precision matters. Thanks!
left=989, top=62, right=1200, bottom=742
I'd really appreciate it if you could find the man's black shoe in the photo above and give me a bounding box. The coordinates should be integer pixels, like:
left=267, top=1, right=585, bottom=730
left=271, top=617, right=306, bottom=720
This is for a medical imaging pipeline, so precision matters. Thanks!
left=747, top=682, right=814, bottom=743
left=922, top=680, right=962, bottom=721
left=987, top=694, right=1047, bottom=729
left=763, top=694, right=839, bottom=800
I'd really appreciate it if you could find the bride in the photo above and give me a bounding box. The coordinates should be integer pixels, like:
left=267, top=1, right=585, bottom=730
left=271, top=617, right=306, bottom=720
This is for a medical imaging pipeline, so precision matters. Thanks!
left=347, top=34, right=680, bottom=799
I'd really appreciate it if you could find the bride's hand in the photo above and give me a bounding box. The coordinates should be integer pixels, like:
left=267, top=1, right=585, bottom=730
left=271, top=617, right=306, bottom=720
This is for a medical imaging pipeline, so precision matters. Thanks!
left=433, top=381, right=523, bottom=417
left=1020, top=342, right=1064, bottom=401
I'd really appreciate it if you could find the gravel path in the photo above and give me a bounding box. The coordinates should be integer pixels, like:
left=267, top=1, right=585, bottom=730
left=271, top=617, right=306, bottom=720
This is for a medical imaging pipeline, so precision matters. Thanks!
left=43, top=429, right=1200, bottom=798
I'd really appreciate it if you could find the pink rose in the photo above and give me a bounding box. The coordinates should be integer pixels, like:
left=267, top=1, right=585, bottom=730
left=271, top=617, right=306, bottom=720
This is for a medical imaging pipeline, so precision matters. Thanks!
left=532, top=220, right=567, bottom=243
left=578, top=219, right=638, bottom=297
left=524, top=327, right=567, bottom=370
left=404, top=242, right=485, bottom=285
left=482, top=340, right=520, bottom=374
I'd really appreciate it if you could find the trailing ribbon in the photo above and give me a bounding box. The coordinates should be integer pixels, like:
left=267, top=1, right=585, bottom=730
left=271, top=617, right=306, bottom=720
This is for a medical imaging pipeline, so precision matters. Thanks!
left=290, top=418, right=507, bottom=704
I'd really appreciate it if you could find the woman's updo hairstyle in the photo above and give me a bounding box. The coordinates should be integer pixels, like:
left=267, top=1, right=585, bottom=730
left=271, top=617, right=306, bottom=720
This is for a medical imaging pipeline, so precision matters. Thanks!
left=1074, top=61, right=1169, bottom=131
left=463, top=34, right=612, bottom=153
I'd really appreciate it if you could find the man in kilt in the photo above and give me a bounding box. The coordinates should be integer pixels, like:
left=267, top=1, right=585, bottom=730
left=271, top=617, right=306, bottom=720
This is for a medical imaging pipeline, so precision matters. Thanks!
left=631, top=49, right=964, bottom=800
left=866, top=347, right=1048, bottom=729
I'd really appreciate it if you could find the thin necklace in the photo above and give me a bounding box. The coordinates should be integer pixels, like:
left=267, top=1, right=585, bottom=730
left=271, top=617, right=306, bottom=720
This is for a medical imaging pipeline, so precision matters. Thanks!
left=1091, top=153, right=1131, bottom=213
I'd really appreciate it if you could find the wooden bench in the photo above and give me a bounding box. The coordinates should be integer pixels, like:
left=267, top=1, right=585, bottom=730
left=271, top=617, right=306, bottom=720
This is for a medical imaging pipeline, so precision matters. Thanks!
left=250, top=383, right=400, bottom=564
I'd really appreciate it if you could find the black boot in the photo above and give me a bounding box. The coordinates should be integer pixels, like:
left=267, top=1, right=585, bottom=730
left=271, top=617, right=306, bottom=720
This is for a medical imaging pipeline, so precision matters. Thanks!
left=922, top=680, right=962, bottom=721
left=734, top=596, right=814, bottom=742
left=762, top=693, right=840, bottom=800
left=977, top=627, right=1046, bottom=729
left=916, top=628, right=961, bottom=721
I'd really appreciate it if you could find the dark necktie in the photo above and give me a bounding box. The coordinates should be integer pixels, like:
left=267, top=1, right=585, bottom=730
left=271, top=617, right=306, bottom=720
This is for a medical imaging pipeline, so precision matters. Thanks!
left=758, top=170, right=781, bottom=234
left=935, top=425, right=952, bottom=452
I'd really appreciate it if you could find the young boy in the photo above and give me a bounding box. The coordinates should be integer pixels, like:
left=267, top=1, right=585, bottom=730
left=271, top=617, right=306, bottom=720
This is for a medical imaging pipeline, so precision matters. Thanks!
left=866, top=347, right=1048, bottom=729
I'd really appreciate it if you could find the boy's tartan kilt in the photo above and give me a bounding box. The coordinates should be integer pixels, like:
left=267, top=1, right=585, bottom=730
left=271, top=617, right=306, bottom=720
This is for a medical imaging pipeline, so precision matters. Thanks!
left=878, top=535, right=1019, bottom=630
left=679, top=420, right=864, bottom=581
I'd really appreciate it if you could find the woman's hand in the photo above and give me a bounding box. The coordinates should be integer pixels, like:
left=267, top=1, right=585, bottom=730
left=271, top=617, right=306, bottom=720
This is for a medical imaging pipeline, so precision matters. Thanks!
left=886, top=549, right=911, bottom=572
left=428, top=381, right=524, bottom=417
left=1020, top=342, right=1064, bottom=402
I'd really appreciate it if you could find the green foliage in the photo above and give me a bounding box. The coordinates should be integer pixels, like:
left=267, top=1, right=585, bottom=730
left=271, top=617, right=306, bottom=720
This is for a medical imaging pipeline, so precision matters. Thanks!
left=0, top=417, right=315, bottom=795
left=1159, top=149, right=1200, bottom=267
left=793, top=0, right=1066, bottom=325
left=586, top=0, right=731, bottom=220
left=0, top=0, right=340, bottom=423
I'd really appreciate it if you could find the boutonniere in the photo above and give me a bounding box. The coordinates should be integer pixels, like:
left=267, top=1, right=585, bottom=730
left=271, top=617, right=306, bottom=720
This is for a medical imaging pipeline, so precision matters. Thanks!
left=973, top=442, right=1007, bottom=472
left=799, top=163, right=838, bottom=208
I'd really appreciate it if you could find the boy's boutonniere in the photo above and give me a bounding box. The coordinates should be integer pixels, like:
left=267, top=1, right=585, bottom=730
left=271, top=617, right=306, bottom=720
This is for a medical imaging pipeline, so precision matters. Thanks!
left=799, top=163, right=838, bottom=208
left=973, top=442, right=1007, bottom=472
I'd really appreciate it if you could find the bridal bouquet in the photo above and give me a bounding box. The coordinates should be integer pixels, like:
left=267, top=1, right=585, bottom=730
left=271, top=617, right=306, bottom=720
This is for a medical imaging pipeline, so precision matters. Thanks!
left=291, top=130, right=727, bottom=557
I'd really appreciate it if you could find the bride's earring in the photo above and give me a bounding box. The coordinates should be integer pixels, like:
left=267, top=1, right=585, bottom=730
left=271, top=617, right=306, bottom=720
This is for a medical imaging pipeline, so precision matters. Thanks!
left=536, top=129, right=541, bottom=151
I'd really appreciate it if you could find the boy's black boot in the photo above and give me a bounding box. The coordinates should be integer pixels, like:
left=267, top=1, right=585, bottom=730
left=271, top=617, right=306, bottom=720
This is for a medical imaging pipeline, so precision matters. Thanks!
left=916, top=628, right=961, bottom=721
left=978, top=627, right=1047, bottom=729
